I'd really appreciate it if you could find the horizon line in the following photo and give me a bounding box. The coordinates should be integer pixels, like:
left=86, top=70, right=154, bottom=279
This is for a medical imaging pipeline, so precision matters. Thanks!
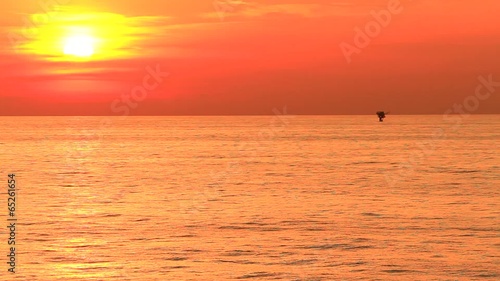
left=1, top=113, right=499, bottom=117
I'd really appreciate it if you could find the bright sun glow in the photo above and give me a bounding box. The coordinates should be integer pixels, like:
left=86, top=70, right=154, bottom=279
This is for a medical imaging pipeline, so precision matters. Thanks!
left=15, top=10, right=152, bottom=62
left=63, top=35, right=95, bottom=58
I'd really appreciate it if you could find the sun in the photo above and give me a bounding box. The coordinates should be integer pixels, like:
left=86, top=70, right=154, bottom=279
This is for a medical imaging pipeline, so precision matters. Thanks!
left=17, top=11, right=142, bottom=61
left=63, top=35, right=96, bottom=58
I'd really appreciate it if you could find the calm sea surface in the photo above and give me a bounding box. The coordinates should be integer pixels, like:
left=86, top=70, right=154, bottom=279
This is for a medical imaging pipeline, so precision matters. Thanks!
left=0, top=115, right=499, bottom=280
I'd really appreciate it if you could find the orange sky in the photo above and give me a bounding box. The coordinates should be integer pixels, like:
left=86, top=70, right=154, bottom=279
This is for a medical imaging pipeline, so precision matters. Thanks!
left=0, top=0, right=499, bottom=115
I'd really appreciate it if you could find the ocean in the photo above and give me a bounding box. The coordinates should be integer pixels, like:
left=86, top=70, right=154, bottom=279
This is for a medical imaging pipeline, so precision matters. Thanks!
left=0, top=115, right=498, bottom=280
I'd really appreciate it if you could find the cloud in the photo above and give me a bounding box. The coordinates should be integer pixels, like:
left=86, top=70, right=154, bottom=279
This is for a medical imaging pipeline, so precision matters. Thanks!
left=204, top=1, right=355, bottom=20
